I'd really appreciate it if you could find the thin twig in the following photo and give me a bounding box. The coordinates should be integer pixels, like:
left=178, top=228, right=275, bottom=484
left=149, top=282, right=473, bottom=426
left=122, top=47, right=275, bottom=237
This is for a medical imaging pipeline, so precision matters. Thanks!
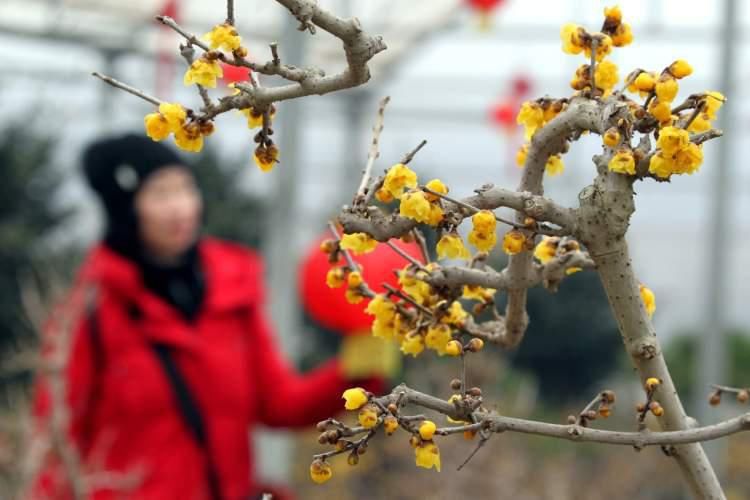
left=226, top=0, right=235, bottom=25
left=412, top=228, right=431, bottom=264
left=356, top=96, right=391, bottom=199
left=589, top=38, right=598, bottom=95
left=385, top=240, right=427, bottom=271
left=400, top=139, right=427, bottom=165
left=91, top=73, right=163, bottom=107
left=422, top=187, right=520, bottom=228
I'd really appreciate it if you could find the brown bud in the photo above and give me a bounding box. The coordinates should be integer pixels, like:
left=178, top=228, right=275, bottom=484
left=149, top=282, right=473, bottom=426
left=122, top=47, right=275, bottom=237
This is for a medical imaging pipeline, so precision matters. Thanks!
left=233, top=46, right=248, bottom=58
left=466, top=338, right=485, bottom=353
left=317, top=433, right=328, bottom=445
left=584, top=410, right=598, bottom=421
left=320, top=239, right=338, bottom=254
left=523, top=217, right=536, bottom=228
left=335, top=440, right=347, bottom=452
left=598, top=405, right=611, bottom=418
left=709, top=391, right=722, bottom=406
left=450, top=379, right=462, bottom=391
left=198, top=121, right=215, bottom=137
left=636, top=403, right=646, bottom=413
left=737, top=390, right=749, bottom=404
left=567, top=415, right=577, bottom=425
left=468, top=387, right=482, bottom=397
left=409, top=435, right=420, bottom=448
left=325, top=430, right=340, bottom=444
left=601, top=390, right=616, bottom=404
left=316, top=421, right=328, bottom=432
left=357, top=445, right=367, bottom=455
left=204, top=50, right=221, bottom=61
left=387, top=403, right=398, bottom=415
left=347, top=453, right=359, bottom=466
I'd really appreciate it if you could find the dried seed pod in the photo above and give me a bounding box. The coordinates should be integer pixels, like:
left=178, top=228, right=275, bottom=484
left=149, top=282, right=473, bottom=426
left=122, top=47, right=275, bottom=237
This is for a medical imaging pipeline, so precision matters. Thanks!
left=602, top=390, right=616, bottom=404
left=468, top=387, right=483, bottom=397
left=450, top=379, right=462, bottom=391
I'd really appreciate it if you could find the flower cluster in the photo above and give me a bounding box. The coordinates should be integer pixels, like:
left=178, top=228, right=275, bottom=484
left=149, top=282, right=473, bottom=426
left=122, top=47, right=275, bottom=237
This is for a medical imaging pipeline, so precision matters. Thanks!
left=467, top=210, right=497, bottom=253
left=144, top=102, right=214, bottom=153
left=378, top=164, right=446, bottom=225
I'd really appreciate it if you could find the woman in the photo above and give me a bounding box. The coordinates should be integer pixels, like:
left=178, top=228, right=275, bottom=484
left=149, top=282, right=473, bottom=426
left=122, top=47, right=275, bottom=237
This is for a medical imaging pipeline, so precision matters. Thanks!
left=32, top=134, right=382, bottom=499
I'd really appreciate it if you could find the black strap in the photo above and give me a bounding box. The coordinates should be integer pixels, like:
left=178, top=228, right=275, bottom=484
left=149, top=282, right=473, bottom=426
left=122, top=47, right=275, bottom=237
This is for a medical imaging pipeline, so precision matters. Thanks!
left=88, top=303, right=223, bottom=500
left=151, top=343, right=223, bottom=500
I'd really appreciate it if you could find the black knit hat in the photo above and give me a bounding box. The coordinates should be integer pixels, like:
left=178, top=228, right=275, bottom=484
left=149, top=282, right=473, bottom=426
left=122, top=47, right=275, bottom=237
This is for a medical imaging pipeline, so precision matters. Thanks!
left=82, top=133, right=190, bottom=257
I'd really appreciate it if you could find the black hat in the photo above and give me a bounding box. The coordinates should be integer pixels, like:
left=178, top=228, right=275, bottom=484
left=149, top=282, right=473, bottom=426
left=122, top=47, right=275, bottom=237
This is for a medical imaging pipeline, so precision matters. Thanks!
left=82, top=133, right=189, bottom=257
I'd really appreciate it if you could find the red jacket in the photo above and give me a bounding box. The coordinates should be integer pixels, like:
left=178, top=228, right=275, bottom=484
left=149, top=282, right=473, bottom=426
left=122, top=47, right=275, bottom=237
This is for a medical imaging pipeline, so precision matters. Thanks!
left=33, top=238, right=374, bottom=499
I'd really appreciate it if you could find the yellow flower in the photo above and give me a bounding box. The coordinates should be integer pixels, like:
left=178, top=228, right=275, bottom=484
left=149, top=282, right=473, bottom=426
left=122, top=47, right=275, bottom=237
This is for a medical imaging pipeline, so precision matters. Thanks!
left=655, top=75, right=678, bottom=104
left=424, top=179, right=448, bottom=202
left=384, top=415, right=399, bottom=435
left=640, top=284, right=656, bottom=317
left=174, top=123, right=204, bottom=152
left=419, top=420, right=437, bottom=440
left=400, top=190, right=432, bottom=223
left=673, top=143, right=703, bottom=175
left=645, top=377, right=661, bottom=390
left=648, top=152, right=673, bottom=179
left=656, top=126, right=689, bottom=156
left=560, top=23, right=584, bottom=55
left=441, top=301, right=468, bottom=327
left=358, top=405, right=379, bottom=428
left=669, top=59, right=693, bottom=79
left=398, top=268, right=432, bottom=305
left=253, top=144, right=280, bottom=172
left=345, top=288, right=365, bottom=305
left=309, top=459, right=332, bottom=484
left=383, top=163, right=418, bottom=199
left=400, top=333, right=424, bottom=357
left=462, top=285, right=496, bottom=303
left=471, top=210, right=496, bottom=234
left=517, top=101, right=545, bottom=140
left=340, top=233, right=378, bottom=255
left=468, top=230, right=497, bottom=253
left=584, top=35, right=612, bottom=62
left=648, top=99, right=672, bottom=124
left=158, top=102, right=187, bottom=132
left=203, top=24, right=242, bottom=52
left=183, top=58, right=223, bottom=88
left=342, top=387, right=368, bottom=410
left=687, top=113, right=712, bottom=133
left=603, top=5, right=622, bottom=23
left=414, top=441, right=441, bottom=471
left=424, top=324, right=452, bottom=355
left=366, top=294, right=397, bottom=322
left=516, top=143, right=528, bottom=167
left=545, top=155, right=565, bottom=176
left=144, top=113, right=170, bottom=141
left=241, top=107, right=267, bottom=129
left=704, top=91, right=725, bottom=119
left=426, top=204, right=444, bottom=226
left=326, top=267, right=346, bottom=288
left=608, top=150, right=636, bottom=175
left=436, top=233, right=470, bottom=260
left=347, top=271, right=363, bottom=288
left=611, top=23, right=633, bottom=47
left=502, top=230, right=526, bottom=255
left=533, top=236, right=559, bottom=264
left=632, top=72, right=656, bottom=93
left=603, top=127, right=620, bottom=148
left=445, top=340, right=462, bottom=357
left=595, top=60, right=619, bottom=94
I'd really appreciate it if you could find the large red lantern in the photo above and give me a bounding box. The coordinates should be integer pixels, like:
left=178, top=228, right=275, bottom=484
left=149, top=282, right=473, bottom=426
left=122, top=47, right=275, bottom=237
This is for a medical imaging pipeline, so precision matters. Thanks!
left=299, top=236, right=423, bottom=336
left=490, top=74, right=532, bottom=132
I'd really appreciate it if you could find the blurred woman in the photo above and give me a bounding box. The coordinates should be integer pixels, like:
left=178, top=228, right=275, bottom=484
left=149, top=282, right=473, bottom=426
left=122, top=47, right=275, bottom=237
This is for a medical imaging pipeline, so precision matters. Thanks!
left=31, top=134, right=381, bottom=500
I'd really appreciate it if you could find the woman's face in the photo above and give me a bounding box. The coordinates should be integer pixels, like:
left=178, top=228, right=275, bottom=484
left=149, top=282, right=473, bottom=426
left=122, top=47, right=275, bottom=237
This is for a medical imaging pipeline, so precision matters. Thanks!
left=134, top=166, right=202, bottom=261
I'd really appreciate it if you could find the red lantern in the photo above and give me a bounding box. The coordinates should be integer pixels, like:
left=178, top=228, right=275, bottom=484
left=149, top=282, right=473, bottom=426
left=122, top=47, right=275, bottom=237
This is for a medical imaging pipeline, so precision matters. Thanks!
left=490, top=101, right=517, bottom=130
left=221, top=63, right=252, bottom=84
left=465, top=0, right=504, bottom=13
left=299, top=237, right=423, bottom=336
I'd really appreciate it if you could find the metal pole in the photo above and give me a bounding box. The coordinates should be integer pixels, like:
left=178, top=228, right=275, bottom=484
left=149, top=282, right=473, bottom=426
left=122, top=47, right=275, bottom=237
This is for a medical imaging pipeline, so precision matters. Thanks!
left=254, top=14, right=307, bottom=485
left=697, top=0, right=736, bottom=479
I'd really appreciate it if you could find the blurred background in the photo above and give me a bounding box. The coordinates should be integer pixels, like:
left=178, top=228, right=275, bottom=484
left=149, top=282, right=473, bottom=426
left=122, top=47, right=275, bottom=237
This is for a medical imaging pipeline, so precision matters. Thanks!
left=1, top=0, right=750, bottom=498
